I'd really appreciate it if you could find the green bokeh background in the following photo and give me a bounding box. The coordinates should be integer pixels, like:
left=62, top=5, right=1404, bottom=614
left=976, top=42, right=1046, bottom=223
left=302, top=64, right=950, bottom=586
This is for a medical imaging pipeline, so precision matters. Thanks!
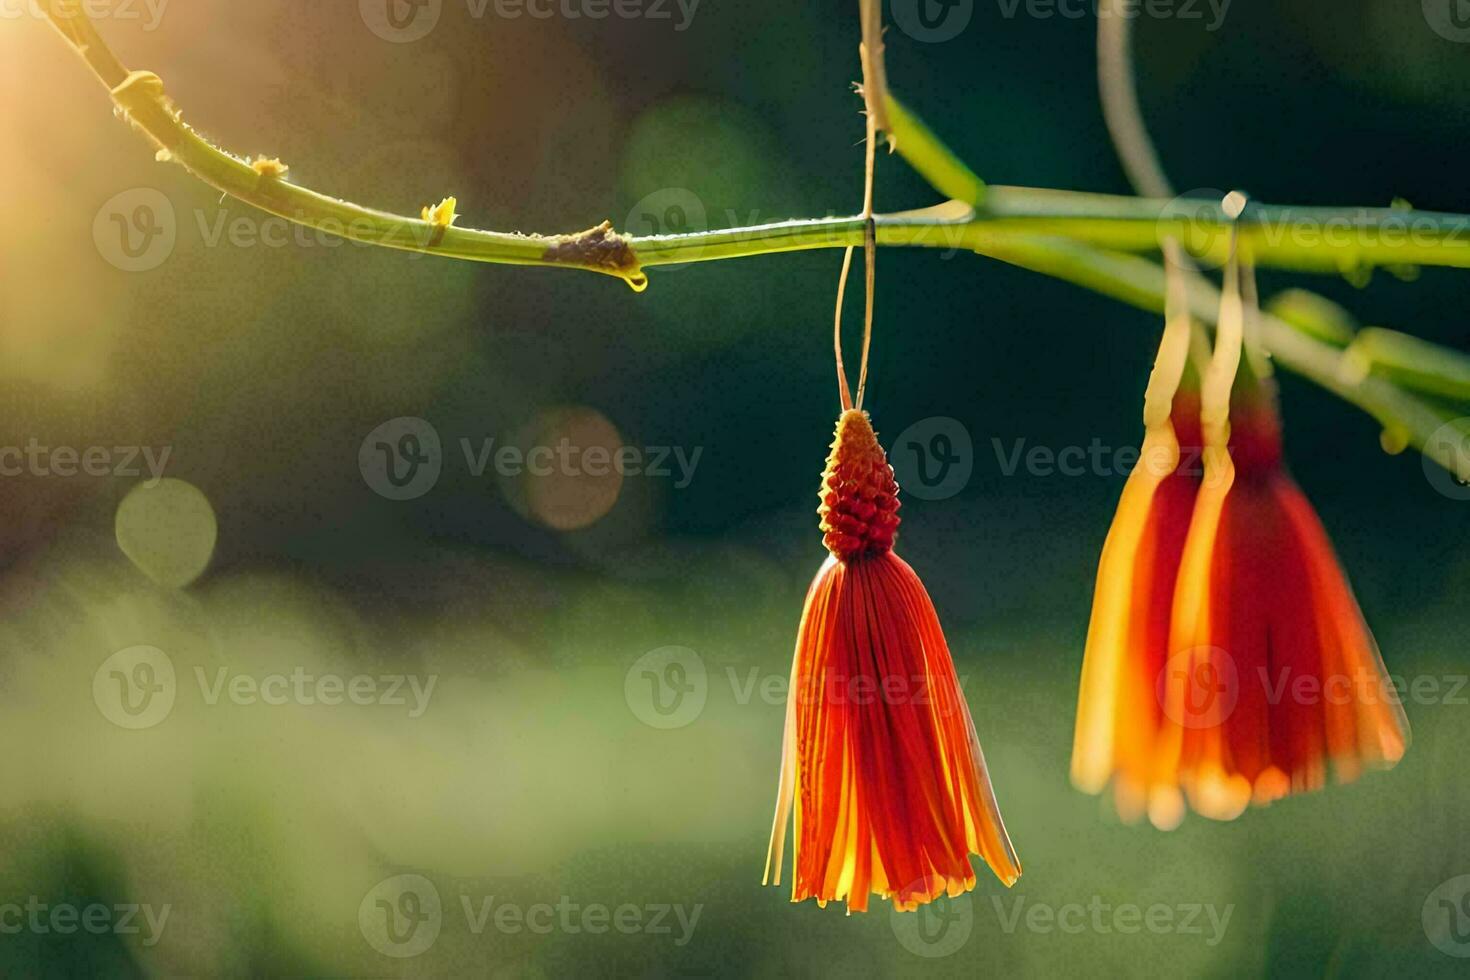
left=4, top=1, right=1470, bottom=976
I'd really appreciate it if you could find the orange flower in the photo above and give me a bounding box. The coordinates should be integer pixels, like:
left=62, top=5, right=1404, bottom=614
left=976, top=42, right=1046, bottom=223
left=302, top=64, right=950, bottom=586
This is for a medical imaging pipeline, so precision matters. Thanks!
left=765, top=409, right=1021, bottom=912
left=1071, top=388, right=1203, bottom=828
left=1073, top=239, right=1409, bottom=827
left=1154, top=379, right=1410, bottom=819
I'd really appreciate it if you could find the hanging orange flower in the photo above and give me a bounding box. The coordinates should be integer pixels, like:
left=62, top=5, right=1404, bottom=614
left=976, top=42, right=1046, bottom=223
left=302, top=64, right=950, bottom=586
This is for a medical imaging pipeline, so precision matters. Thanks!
left=764, top=409, right=1021, bottom=912
left=1071, top=385, right=1203, bottom=829
left=1073, top=223, right=1409, bottom=827
left=1155, top=374, right=1410, bottom=819
left=1071, top=257, right=1204, bottom=828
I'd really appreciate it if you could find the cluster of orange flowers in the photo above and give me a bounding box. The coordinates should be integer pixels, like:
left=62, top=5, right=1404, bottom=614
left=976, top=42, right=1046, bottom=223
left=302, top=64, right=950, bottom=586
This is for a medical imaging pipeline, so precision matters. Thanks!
left=764, top=242, right=1408, bottom=914
left=1071, top=256, right=1408, bottom=829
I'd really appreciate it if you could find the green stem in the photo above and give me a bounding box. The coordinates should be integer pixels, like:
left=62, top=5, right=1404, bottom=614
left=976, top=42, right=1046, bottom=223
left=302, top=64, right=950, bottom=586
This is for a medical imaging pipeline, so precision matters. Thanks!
left=44, top=2, right=647, bottom=287
left=39, top=0, right=1470, bottom=479
left=629, top=190, right=1470, bottom=273
left=879, top=75, right=1470, bottom=479
left=45, top=4, right=1470, bottom=288
left=975, top=236, right=1467, bottom=479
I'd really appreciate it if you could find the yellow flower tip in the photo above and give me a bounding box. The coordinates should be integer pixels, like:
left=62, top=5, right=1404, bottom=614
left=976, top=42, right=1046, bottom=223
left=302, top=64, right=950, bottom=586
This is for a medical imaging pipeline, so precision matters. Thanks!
left=1380, top=426, right=1411, bottom=456
left=154, top=148, right=173, bottom=163
left=1147, top=787, right=1185, bottom=831
left=249, top=156, right=289, bottom=179
left=421, top=196, right=459, bottom=229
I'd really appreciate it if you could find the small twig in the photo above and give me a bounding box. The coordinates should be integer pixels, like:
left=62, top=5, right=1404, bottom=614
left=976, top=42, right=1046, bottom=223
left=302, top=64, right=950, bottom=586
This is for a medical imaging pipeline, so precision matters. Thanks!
left=853, top=0, right=887, bottom=409
left=858, top=0, right=891, bottom=139
left=1097, top=0, right=1174, bottom=201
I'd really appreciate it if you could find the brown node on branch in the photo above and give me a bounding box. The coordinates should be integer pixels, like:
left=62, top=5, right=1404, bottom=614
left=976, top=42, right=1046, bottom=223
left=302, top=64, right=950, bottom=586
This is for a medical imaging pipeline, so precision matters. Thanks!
left=541, top=220, right=641, bottom=277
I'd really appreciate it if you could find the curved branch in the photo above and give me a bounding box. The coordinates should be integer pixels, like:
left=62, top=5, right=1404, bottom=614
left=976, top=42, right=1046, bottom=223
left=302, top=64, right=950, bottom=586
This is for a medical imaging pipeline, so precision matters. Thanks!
left=1097, top=0, right=1174, bottom=200
left=34, top=0, right=1470, bottom=479
left=44, top=2, right=1470, bottom=289
left=44, top=2, right=647, bottom=287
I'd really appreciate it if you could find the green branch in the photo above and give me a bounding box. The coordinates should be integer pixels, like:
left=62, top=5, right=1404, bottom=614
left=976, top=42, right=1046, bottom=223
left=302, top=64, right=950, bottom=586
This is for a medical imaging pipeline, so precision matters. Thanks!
left=974, top=237, right=1467, bottom=479
left=44, top=3, right=1470, bottom=288
left=877, top=92, right=1469, bottom=481
left=39, top=0, right=1470, bottom=481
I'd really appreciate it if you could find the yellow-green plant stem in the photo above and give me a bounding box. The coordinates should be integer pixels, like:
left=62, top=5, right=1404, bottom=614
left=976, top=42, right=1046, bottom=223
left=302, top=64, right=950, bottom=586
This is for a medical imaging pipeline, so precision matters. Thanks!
left=880, top=80, right=1470, bottom=481
left=40, top=1, right=1470, bottom=480
left=43, top=2, right=642, bottom=285
left=976, top=236, right=1465, bottom=479
left=47, top=5, right=1470, bottom=282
